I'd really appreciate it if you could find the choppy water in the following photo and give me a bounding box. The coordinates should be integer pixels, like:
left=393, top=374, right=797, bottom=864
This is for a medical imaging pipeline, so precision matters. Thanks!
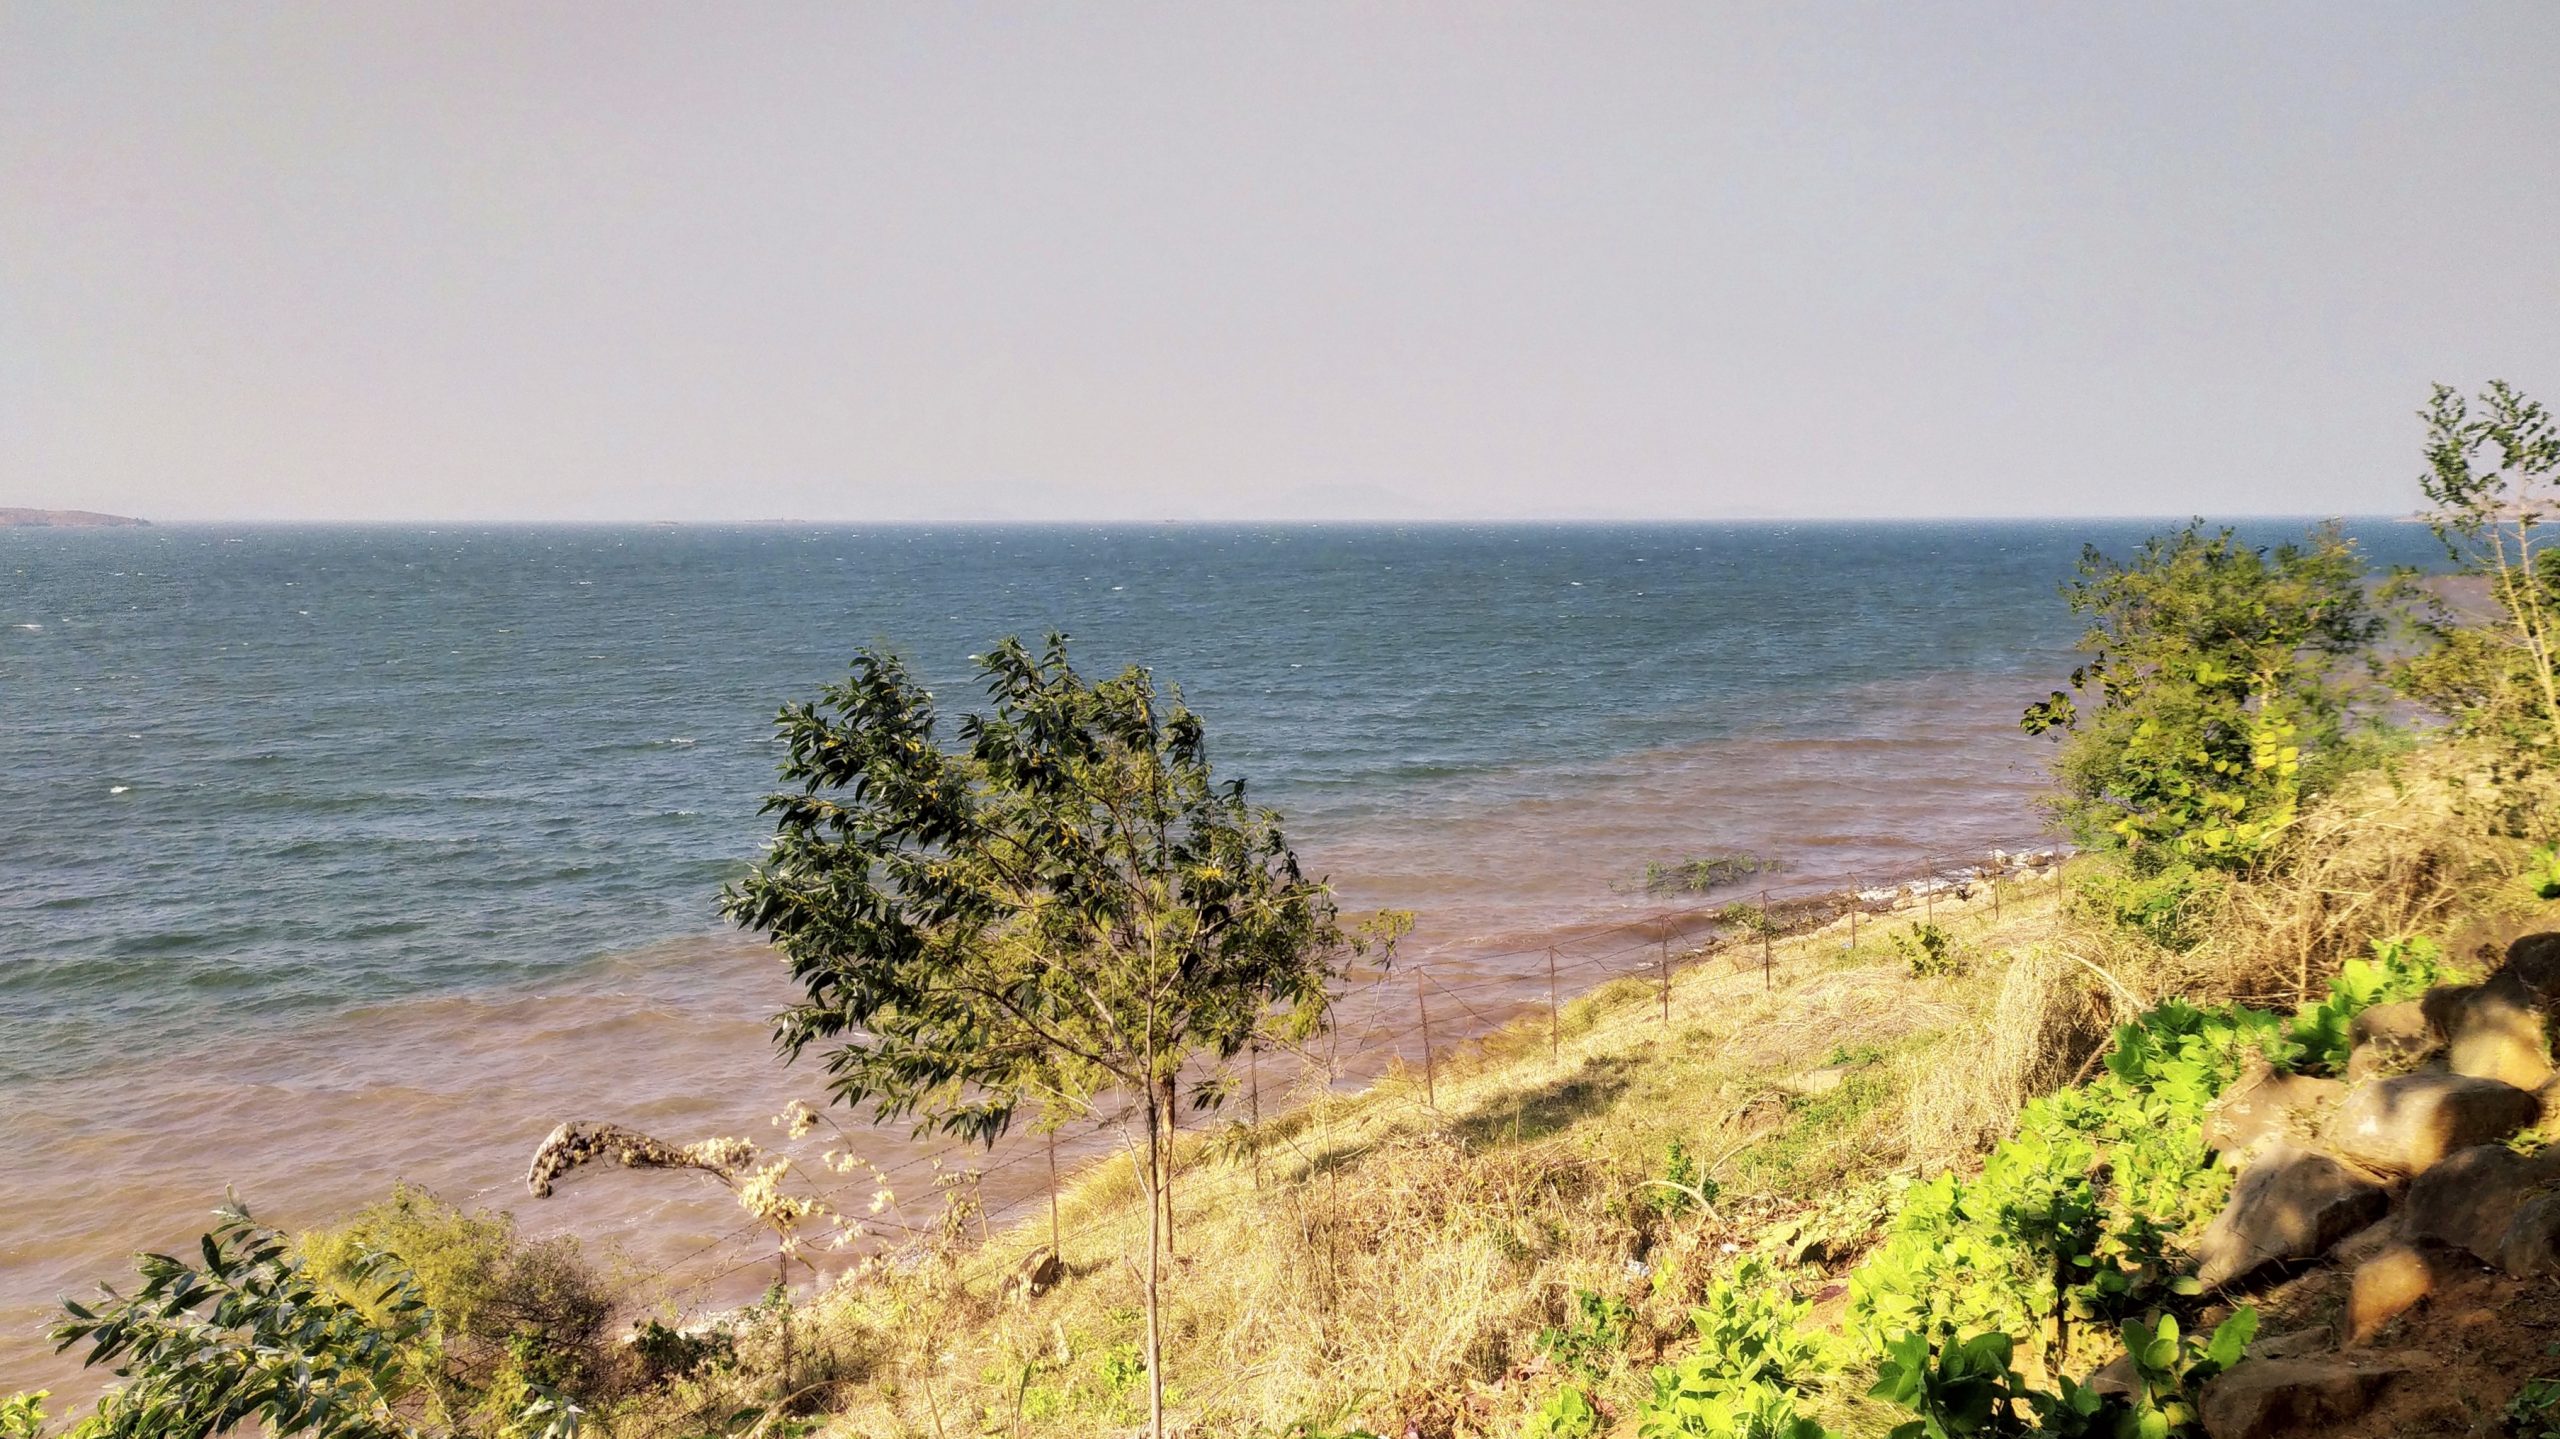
left=0, top=520, right=2441, bottom=1390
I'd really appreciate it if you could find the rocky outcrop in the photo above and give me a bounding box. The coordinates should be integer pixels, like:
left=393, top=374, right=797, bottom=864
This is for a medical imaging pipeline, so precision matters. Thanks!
left=2344, top=1001, right=2433, bottom=1082
left=2497, top=1192, right=2560, bottom=1276
left=2324, top=1072, right=2541, bottom=1175
left=2430, top=975, right=2555, bottom=1091
left=2399, top=1142, right=2560, bottom=1264
left=2193, top=1143, right=2391, bottom=1290
left=2204, top=1066, right=2345, bottom=1165
left=2199, top=1350, right=2433, bottom=1439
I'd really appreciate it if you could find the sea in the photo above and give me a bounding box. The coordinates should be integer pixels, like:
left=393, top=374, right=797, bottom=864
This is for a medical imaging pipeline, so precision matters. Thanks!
left=0, top=520, right=2444, bottom=1391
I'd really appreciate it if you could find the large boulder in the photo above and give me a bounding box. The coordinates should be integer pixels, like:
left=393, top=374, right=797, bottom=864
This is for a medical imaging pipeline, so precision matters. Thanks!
left=2199, top=1351, right=2434, bottom=1439
left=2193, top=1142, right=2391, bottom=1290
left=2203, top=1065, right=2346, bottom=1165
left=2344, top=1001, right=2434, bottom=1082
left=2324, top=1072, right=2542, bottom=1174
left=2428, top=972, right=2555, bottom=1091
left=2499, top=1192, right=2560, bottom=1277
left=2398, top=1141, right=2560, bottom=1264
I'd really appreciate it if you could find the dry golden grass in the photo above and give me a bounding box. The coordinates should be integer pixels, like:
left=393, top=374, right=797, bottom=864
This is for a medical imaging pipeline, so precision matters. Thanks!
left=613, top=876, right=2086, bottom=1439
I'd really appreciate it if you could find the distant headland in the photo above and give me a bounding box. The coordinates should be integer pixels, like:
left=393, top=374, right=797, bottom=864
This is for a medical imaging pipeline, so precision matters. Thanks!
left=0, top=509, right=149, bottom=528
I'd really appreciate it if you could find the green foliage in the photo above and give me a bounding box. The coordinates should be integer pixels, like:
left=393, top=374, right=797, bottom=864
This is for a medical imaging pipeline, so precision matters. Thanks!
left=1868, top=1329, right=2043, bottom=1438
left=1851, top=1000, right=2284, bottom=1359
left=2394, top=382, right=2560, bottom=753
left=49, top=1202, right=578, bottom=1439
left=1638, top=1261, right=1833, bottom=1439
left=1537, top=1290, right=1634, bottom=1383
left=1719, top=901, right=1777, bottom=937
left=1869, top=1311, right=2254, bottom=1439
left=2021, top=521, right=2379, bottom=870
left=1521, top=1386, right=1600, bottom=1439
left=630, top=1319, right=733, bottom=1385
left=1891, top=923, right=1970, bottom=978
left=0, top=1393, right=47, bottom=1439
left=2065, top=856, right=2227, bottom=952
left=299, top=1184, right=615, bottom=1429
left=1646, top=1138, right=1720, bottom=1217
left=2529, top=845, right=2560, bottom=902
left=2114, top=1309, right=2254, bottom=1436
left=1647, top=853, right=1781, bottom=895
left=2509, top=1348, right=2560, bottom=1439
left=2283, top=935, right=2455, bottom=1074
left=721, top=634, right=1356, bottom=1141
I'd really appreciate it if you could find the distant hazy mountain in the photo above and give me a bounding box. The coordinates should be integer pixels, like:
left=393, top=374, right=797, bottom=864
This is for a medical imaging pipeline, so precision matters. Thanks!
left=0, top=509, right=149, bottom=527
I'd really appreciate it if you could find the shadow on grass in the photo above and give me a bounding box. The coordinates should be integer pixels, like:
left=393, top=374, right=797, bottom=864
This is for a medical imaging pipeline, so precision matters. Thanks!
left=1450, top=1053, right=1641, bottom=1148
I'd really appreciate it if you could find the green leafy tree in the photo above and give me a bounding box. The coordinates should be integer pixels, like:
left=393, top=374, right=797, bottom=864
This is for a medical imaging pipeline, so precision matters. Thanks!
left=47, top=1202, right=579, bottom=1439
left=2394, top=381, right=2560, bottom=752
left=2021, top=521, right=2379, bottom=871
left=720, top=634, right=1362, bottom=1439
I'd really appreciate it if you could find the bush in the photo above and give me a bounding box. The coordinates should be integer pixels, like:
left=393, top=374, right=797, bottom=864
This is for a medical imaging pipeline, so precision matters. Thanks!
left=2066, top=856, right=2228, bottom=952
left=300, top=1184, right=619, bottom=1428
left=1638, top=1261, right=1833, bottom=1439
left=1646, top=854, right=1782, bottom=895
left=1891, top=923, right=1970, bottom=978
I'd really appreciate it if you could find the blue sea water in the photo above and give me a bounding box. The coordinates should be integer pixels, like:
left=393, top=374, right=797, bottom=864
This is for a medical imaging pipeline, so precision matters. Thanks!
left=0, top=521, right=2443, bottom=1091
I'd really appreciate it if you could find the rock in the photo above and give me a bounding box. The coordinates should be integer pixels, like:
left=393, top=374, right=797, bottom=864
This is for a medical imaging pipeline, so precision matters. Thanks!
left=2245, top=1327, right=2335, bottom=1363
left=1002, top=1245, right=1064, bottom=1302
left=2345, top=1001, right=2435, bottom=1082
left=2200, top=1352, right=2433, bottom=1439
left=2324, top=1072, right=2542, bottom=1174
left=2504, top=932, right=2560, bottom=996
left=2341, top=1244, right=2440, bottom=1345
left=2205, top=1065, right=2346, bottom=1165
left=2326, top=1216, right=2401, bottom=1269
left=2399, top=1142, right=2560, bottom=1264
left=2193, top=1143, right=2392, bottom=1290
left=2498, top=1192, right=2560, bottom=1277
left=2542, top=1075, right=2560, bottom=1128
left=2436, top=973, right=2555, bottom=1091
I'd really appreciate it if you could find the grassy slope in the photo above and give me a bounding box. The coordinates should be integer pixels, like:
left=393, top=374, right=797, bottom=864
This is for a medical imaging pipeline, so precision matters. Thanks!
left=639, top=875, right=2080, bottom=1438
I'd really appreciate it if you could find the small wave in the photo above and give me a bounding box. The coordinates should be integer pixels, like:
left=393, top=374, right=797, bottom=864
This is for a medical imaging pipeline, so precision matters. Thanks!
left=109, top=785, right=130, bottom=795
left=13, top=623, right=39, bottom=631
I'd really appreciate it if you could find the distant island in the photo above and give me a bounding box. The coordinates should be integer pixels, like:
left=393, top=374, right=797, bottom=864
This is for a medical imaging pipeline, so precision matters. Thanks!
left=0, top=509, right=149, bottom=528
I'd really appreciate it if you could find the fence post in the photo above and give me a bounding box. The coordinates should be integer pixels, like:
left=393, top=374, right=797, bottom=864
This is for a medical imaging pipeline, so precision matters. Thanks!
left=1657, top=931, right=1670, bottom=1027
left=1416, top=973, right=1437, bottom=1111
left=1990, top=852, right=2002, bottom=923
left=1047, top=1128, right=1060, bottom=1253
left=1249, top=1041, right=1263, bottom=1192
left=1546, top=946, right=1561, bottom=1065
left=1760, top=887, right=1774, bottom=990
left=1925, top=854, right=1937, bottom=925
left=1848, top=873, right=1861, bottom=950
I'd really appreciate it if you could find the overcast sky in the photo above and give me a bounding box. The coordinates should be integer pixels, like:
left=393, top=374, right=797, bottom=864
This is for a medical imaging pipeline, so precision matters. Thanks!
left=4, top=4, right=2557, bottom=523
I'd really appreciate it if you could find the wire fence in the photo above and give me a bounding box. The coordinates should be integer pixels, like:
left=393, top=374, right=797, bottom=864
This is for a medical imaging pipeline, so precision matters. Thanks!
left=598, top=843, right=2074, bottom=1332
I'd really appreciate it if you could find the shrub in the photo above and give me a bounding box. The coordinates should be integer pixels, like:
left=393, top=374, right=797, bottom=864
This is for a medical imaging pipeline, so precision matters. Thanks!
left=1891, top=923, right=1970, bottom=978
left=1537, top=1290, right=1634, bottom=1383
left=300, top=1184, right=618, bottom=1428
left=0, top=1393, right=46, bottom=1439
left=1521, top=1386, right=1600, bottom=1439
left=2066, top=856, right=2227, bottom=952
left=2021, top=520, right=2380, bottom=870
left=1638, top=1260, right=1832, bottom=1439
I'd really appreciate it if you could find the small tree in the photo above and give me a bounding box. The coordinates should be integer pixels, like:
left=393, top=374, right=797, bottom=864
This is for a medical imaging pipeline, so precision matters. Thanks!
left=2394, top=381, right=2560, bottom=753
left=719, top=634, right=1361, bottom=1439
left=2021, top=521, right=2378, bottom=870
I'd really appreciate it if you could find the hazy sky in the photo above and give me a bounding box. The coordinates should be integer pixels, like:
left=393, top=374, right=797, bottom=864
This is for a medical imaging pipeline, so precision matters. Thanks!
left=5, top=4, right=2557, bottom=523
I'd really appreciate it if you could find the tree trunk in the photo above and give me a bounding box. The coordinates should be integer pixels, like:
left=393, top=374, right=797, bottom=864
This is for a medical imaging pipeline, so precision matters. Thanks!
left=1161, top=1074, right=1178, bottom=1259
left=1143, top=1087, right=1167, bottom=1439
